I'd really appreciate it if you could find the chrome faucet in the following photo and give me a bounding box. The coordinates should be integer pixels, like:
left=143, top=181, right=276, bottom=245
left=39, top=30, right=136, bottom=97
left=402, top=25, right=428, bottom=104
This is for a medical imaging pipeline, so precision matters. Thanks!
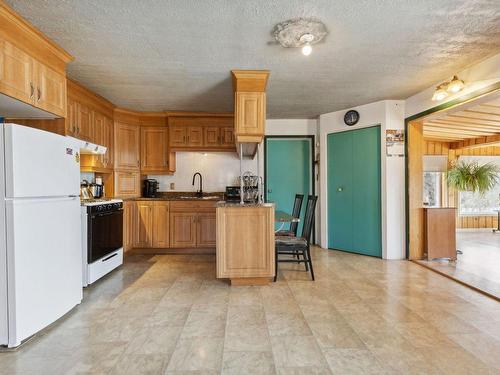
left=192, top=172, right=203, bottom=197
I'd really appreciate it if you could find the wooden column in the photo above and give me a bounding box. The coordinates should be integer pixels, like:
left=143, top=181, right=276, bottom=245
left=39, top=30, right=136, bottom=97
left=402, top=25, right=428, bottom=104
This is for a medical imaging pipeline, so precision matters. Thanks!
left=408, top=120, right=425, bottom=260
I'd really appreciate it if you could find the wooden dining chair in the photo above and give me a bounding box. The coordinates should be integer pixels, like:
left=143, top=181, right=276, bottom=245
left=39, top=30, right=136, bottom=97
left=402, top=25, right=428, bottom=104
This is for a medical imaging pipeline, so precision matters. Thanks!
left=276, top=194, right=304, bottom=237
left=274, top=195, right=317, bottom=282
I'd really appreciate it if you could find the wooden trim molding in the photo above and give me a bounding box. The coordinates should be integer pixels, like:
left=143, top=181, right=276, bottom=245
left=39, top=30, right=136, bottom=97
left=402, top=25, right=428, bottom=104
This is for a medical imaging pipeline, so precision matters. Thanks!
left=68, top=79, right=115, bottom=117
left=0, top=1, right=73, bottom=70
left=450, top=134, right=500, bottom=150
left=231, top=70, right=270, bottom=92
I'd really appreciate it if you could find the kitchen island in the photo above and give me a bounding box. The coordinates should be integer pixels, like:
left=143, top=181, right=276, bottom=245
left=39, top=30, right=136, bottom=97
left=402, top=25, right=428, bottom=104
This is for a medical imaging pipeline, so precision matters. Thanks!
left=216, top=202, right=275, bottom=285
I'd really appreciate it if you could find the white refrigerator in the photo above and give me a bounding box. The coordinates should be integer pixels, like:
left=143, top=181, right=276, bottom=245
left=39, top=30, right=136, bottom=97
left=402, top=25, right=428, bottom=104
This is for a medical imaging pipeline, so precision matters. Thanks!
left=0, top=123, right=83, bottom=348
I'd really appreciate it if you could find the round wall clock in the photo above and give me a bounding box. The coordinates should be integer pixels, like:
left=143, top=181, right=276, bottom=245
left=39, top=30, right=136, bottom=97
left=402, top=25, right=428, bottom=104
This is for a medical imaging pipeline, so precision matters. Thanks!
left=344, top=110, right=360, bottom=126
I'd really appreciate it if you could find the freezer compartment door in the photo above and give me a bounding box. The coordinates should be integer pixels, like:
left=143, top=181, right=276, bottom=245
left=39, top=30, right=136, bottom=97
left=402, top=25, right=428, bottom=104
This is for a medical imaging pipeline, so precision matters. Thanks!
left=5, top=196, right=82, bottom=347
left=4, top=124, right=80, bottom=198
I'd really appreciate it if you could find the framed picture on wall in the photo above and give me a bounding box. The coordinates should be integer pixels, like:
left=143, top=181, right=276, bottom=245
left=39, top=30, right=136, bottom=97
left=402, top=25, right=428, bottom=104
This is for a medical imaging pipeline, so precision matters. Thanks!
left=386, top=129, right=405, bottom=156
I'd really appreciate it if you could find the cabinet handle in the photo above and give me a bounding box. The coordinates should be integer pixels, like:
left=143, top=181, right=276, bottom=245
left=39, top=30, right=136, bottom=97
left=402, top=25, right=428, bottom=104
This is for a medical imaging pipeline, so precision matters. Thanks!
left=30, top=82, right=34, bottom=99
left=37, top=88, right=41, bottom=101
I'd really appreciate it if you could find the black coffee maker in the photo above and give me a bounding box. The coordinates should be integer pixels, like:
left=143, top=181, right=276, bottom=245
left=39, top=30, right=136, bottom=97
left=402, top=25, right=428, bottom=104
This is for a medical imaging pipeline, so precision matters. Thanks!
left=143, top=179, right=159, bottom=197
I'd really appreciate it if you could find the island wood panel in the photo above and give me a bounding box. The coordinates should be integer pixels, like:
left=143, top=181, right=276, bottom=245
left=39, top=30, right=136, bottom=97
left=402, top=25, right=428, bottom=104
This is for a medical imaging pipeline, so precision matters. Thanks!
left=408, top=120, right=425, bottom=260
left=457, top=215, right=498, bottom=229
left=216, top=206, right=275, bottom=283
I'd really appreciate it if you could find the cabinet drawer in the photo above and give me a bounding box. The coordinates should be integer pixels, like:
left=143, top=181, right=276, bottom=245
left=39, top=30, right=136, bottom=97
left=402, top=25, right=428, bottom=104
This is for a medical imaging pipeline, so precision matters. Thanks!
left=170, top=200, right=217, bottom=212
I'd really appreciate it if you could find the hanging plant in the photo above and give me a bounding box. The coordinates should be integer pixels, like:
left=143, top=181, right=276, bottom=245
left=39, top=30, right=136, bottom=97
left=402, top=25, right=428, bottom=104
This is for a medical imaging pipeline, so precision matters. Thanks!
left=447, top=161, right=500, bottom=194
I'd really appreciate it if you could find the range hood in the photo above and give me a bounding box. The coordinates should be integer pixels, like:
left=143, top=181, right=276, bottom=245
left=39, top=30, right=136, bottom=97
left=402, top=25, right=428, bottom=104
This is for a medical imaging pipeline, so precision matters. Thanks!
left=67, top=136, right=107, bottom=155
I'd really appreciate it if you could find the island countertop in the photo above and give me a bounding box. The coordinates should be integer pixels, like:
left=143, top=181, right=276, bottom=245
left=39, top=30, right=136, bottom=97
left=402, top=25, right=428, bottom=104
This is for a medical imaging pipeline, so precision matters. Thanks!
left=215, top=201, right=275, bottom=208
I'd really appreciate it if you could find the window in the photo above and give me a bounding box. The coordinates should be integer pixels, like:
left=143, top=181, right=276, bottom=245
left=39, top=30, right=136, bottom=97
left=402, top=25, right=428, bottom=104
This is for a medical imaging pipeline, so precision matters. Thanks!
left=459, top=173, right=500, bottom=215
left=423, top=172, right=442, bottom=208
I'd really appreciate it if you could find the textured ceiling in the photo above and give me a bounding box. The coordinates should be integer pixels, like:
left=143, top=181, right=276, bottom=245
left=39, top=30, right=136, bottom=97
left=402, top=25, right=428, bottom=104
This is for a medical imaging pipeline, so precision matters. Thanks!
left=6, top=0, right=500, bottom=118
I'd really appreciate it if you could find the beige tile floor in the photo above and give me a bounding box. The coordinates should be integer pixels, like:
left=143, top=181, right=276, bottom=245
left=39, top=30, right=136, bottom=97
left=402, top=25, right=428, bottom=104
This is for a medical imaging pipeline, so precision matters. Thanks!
left=417, top=231, right=500, bottom=299
left=1, top=246, right=500, bottom=374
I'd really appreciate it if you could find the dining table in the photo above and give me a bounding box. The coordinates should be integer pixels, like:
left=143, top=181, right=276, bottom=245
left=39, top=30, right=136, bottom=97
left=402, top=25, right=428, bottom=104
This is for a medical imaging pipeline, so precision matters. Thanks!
left=275, top=210, right=300, bottom=232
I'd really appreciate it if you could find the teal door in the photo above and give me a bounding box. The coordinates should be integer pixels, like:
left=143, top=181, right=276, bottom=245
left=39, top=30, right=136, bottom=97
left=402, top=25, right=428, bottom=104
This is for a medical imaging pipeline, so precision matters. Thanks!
left=265, top=138, right=312, bottom=233
left=327, top=126, right=381, bottom=257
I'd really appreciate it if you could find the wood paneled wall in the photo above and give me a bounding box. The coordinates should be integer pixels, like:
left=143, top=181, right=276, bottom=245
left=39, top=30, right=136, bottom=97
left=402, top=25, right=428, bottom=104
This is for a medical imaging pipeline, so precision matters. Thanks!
left=423, top=140, right=499, bottom=229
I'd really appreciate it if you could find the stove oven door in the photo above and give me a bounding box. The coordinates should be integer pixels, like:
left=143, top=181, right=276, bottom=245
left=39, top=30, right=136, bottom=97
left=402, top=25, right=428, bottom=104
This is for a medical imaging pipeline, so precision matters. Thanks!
left=88, top=209, right=123, bottom=263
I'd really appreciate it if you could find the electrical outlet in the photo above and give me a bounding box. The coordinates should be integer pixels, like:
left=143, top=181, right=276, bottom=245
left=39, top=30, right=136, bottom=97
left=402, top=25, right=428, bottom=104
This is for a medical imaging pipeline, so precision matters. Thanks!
left=170, top=182, right=175, bottom=190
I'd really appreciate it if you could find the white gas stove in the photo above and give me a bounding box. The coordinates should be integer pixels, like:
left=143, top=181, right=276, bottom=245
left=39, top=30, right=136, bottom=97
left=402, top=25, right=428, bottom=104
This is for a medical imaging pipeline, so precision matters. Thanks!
left=81, top=198, right=124, bottom=286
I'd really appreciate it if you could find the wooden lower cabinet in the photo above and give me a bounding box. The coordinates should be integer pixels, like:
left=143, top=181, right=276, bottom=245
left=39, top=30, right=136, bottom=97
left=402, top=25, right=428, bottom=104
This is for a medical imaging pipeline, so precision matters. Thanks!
left=126, top=200, right=216, bottom=250
left=216, top=205, right=275, bottom=285
left=197, top=213, right=216, bottom=247
left=134, top=201, right=154, bottom=248
left=153, top=201, right=170, bottom=248
left=169, top=212, right=197, bottom=248
left=123, top=201, right=136, bottom=252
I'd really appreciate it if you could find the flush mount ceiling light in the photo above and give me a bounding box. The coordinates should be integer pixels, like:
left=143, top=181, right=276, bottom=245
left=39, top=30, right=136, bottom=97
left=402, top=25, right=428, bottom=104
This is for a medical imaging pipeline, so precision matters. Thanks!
left=431, top=75, right=466, bottom=101
left=272, top=18, right=327, bottom=56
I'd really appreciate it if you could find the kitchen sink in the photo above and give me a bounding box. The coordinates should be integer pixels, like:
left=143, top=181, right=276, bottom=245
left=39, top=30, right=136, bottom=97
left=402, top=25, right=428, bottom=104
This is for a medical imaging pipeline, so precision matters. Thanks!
left=178, top=195, right=221, bottom=200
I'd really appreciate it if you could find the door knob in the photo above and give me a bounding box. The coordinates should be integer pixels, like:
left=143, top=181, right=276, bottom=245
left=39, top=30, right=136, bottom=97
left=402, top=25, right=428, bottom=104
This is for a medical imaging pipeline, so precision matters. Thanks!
left=268, top=189, right=272, bottom=193
left=337, top=187, right=343, bottom=192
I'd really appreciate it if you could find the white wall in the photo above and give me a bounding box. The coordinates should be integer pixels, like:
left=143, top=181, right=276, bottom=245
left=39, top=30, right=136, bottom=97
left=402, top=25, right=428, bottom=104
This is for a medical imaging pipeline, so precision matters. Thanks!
left=319, top=100, right=406, bottom=260
left=150, top=119, right=318, bottom=193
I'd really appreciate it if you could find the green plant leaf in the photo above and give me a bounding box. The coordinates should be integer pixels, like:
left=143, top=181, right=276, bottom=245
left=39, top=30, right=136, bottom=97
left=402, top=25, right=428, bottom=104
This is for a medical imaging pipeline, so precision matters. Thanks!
left=447, top=161, right=500, bottom=194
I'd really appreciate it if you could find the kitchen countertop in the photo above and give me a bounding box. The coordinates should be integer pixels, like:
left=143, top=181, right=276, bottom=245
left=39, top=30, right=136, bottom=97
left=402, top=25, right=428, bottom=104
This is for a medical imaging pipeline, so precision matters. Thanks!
left=215, top=201, right=275, bottom=208
left=123, top=192, right=224, bottom=201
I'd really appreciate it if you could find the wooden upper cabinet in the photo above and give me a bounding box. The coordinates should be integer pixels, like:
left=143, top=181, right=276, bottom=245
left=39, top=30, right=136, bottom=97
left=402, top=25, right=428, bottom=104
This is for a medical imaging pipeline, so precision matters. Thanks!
left=114, top=122, right=140, bottom=170
left=153, top=201, right=170, bottom=248
left=0, top=4, right=72, bottom=118
left=66, top=97, right=78, bottom=136
left=221, top=127, right=235, bottom=148
left=204, top=126, right=220, bottom=147
left=187, top=126, right=203, bottom=147
left=34, top=60, right=66, bottom=117
left=234, top=91, right=265, bottom=138
left=114, top=170, right=140, bottom=198
left=0, top=39, right=34, bottom=105
left=141, top=126, right=169, bottom=173
left=103, top=117, right=114, bottom=168
left=169, top=126, right=186, bottom=147
left=76, top=102, right=93, bottom=141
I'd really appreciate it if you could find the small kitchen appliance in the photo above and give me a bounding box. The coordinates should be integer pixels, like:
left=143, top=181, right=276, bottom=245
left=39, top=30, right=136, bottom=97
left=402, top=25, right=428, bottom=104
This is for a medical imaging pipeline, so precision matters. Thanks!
left=143, top=179, right=159, bottom=198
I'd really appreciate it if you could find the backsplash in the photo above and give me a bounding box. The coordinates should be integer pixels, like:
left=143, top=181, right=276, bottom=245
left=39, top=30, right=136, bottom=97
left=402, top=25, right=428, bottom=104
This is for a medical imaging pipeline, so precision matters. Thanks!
left=80, top=172, right=95, bottom=183
left=149, top=152, right=258, bottom=192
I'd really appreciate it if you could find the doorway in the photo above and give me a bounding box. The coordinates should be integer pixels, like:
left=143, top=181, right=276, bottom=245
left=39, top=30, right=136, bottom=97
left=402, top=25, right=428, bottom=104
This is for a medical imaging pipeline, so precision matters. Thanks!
left=327, top=126, right=382, bottom=257
left=407, top=89, right=500, bottom=299
left=264, top=136, right=314, bottom=233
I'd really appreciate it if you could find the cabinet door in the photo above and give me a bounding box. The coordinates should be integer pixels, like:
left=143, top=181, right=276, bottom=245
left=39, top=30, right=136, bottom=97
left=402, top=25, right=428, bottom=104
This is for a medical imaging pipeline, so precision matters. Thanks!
left=114, top=170, right=140, bottom=197
left=197, top=213, right=216, bottom=247
left=102, top=117, right=114, bottom=168
left=153, top=201, right=170, bottom=248
left=123, top=201, right=136, bottom=252
left=34, top=60, right=66, bottom=117
left=220, top=127, right=235, bottom=148
left=134, top=201, right=153, bottom=248
left=235, top=92, right=265, bottom=137
left=66, top=97, right=78, bottom=136
left=141, top=126, right=168, bottom=172
left=187, top=127, right=203, bottom=147
left=0, top=39, right=34, bottom=105
left=114, top=122, right=140, bottom=170
left=169, top=126, right=187, bottom=147
left=204, top=126, right=220, bottom=147
left=169, top=212, right=197, bottom=247
left=77, top=103, right=93, bottom=141
left=93, top=111, right=105, bottom=145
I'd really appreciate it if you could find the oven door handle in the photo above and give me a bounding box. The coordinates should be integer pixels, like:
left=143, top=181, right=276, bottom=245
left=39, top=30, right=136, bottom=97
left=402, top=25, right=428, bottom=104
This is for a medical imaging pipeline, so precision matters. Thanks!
left=91, top=210, right=123, bottom=218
